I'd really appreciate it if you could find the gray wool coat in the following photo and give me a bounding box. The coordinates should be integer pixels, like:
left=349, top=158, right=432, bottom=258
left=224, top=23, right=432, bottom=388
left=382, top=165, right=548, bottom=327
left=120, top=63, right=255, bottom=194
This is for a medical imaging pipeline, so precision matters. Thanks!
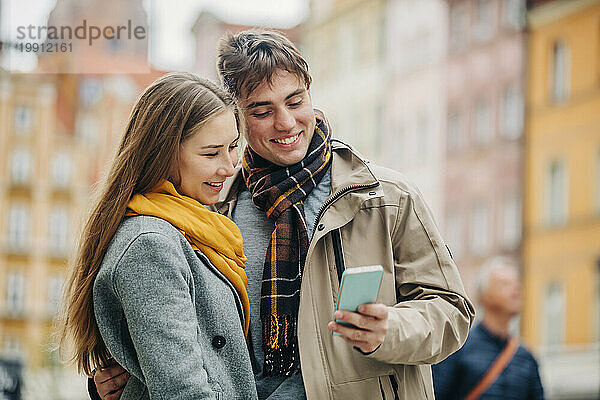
left=94, top=215, right=258, bottom=400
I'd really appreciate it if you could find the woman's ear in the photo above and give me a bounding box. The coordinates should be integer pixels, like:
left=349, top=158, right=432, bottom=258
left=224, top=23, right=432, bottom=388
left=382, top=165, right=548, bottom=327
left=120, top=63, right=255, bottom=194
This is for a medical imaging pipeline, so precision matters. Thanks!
left=168, top=153, right=181, bottom=187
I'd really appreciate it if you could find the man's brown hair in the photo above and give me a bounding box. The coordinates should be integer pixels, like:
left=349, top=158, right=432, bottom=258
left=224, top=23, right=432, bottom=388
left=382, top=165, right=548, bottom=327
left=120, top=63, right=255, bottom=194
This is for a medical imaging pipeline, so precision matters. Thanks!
left=216, top=29, right=312, bottom=101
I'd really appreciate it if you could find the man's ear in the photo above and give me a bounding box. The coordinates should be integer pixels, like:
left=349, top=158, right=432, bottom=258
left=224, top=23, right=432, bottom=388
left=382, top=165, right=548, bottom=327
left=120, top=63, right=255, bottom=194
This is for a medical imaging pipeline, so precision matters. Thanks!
left=478, top=292, right=489, bottom=308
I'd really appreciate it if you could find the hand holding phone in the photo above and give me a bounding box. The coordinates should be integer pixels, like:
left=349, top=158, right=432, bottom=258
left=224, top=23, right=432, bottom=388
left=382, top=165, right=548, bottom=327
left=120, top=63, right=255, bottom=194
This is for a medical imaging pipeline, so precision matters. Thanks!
left=333, top=265, right=384, bottom=334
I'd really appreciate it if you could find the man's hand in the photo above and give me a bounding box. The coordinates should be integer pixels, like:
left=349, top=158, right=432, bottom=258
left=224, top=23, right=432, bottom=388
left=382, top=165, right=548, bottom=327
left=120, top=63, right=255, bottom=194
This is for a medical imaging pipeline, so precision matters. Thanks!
left=93, top=360, right=130, bottom=400
left=328, top=303, right=389, bottom=353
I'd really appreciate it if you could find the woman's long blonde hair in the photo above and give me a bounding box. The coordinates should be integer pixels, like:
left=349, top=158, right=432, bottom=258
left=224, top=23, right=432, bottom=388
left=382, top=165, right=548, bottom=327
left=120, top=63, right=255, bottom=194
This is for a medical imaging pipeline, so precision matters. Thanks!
left=58, top=72, right=240, bottom=376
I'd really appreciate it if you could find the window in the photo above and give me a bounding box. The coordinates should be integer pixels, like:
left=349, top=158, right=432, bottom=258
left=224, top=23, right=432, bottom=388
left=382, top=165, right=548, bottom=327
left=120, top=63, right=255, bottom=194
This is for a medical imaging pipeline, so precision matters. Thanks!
left=447, top=109, right=464, bottom=153
left=13, top=104, right=33, bottom=134
left=8, top=204, right=29, bottom=251
left=474, top=0, right=495, bottom=43
left=445, top=212, right=464, bottom=259
left=474, top=100, right=493, bottom=146
left=76, top=114, right=99, bottom=147
left=595, top=263, right=600, bottom=341
left=79, top=78, right=102, bottom=108
left=470, top=203, right=490, bottom=256
left=552, top=40, right=570, bottom=103
left=6, top=271, right=25, bottom=316
left=503, top=0, right=523, bottom=30
left=501, top=195, right=521, bottom=249
left=502, top=85, right=523, bottom=139
left=9, top=149, right=32, bottom=184
left=47, top=275, right=64, bottom=315
left=2, top=335, right=23, bottom=361
left=50, top=153, right=73, bottom=189
left=543, top=281, right=565, bottom=347
left=49, top=207, right=69, bottom=255
left=596, top=149, right=600, bottom=214
left=545, top=159, right=568, bottom=226
left=450, top=4, right=469, bottom=51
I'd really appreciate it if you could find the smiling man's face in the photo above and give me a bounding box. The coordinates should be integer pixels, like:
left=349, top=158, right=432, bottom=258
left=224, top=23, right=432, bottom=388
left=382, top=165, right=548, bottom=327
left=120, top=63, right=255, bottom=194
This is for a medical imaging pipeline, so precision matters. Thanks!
left=241, top=69, right=315, bottom=166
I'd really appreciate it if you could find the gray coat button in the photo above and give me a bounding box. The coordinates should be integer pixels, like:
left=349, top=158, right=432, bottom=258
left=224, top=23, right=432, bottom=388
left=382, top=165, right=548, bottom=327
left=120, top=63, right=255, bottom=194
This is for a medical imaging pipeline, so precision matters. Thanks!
left=212, top=335, right=226, bottom=349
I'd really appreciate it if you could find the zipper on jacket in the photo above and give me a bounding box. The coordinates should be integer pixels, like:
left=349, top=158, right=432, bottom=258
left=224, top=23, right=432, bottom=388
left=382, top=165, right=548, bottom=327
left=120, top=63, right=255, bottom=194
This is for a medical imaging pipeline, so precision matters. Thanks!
left=312, top=182, right=380, bottom=230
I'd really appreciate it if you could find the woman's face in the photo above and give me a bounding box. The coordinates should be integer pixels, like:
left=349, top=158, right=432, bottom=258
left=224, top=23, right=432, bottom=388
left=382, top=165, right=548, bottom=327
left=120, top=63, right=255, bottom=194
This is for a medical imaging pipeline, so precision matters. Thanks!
left=176, top=110, right=240, bottom=205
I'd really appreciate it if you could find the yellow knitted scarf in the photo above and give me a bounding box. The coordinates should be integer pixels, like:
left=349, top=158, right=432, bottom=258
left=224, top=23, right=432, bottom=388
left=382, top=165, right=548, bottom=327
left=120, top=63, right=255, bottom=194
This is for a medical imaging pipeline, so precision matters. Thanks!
left=126, top=180, right=249, bottom=336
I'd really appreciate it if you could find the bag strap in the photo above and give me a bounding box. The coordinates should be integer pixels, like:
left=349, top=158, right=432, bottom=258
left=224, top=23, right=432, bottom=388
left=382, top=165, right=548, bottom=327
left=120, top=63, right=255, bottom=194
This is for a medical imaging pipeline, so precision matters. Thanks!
left=465, top=336, right=520, bottom=400
left=331, top=228, right=345, bottom=282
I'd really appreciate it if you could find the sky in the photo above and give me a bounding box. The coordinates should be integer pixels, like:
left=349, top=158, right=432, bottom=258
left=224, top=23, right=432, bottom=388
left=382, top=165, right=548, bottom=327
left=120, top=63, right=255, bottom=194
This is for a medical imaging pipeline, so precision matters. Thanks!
left=0, top=0, right=309, bottom=71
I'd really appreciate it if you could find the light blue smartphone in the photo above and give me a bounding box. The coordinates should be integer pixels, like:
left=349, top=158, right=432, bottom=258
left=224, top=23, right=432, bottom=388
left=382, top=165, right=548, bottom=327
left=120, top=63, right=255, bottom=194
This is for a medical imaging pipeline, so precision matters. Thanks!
left=333, top=265, right=384, bottom=335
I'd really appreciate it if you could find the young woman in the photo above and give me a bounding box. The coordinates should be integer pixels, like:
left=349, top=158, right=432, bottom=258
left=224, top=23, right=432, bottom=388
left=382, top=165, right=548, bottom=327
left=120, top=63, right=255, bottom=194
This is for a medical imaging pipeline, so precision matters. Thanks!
left=59, top=72, right=258, bottom=400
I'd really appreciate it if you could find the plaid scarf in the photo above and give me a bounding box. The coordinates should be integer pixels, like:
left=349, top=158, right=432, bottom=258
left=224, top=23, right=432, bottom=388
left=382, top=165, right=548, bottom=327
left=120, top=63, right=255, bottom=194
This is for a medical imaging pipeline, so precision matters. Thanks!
left=242, top=111, right=332, bottom=376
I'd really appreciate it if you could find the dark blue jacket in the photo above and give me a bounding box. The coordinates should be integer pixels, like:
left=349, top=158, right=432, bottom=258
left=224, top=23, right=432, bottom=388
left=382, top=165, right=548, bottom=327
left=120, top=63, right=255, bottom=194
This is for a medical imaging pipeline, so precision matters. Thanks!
left=433, top=323, right=544, bottom=400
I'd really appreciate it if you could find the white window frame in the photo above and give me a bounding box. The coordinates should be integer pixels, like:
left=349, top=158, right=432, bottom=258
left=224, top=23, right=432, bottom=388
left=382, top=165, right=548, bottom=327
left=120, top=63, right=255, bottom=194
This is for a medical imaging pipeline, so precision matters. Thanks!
left=8, top=203, right=29, bottom=251
left=49, top=207, right=69, bottom=255
left=596, top=148, right=600, bottom=215
left=450, top=3, right=469, bottom=51
left=79, top=78, right=102, bottom=108
left=542, top=280, right=566, bottom=347
left=445, top=212, right=464, bottom=259
left=545, top=159, right=568, bottom=226
left=474, top=99, right=493, bottom=146
left=13, top=104, right=33, bottom=134
left=551, top=40, right=570, bottom=103
left=503, top=0, right=523, bottom=30
left=500, top=195, right=521, bottom=249
left=2, top=335, right=24, bottom=360
left=9, top=149, right=32, bottom=185
left=447, top=109, right=464, bottom=153
left=502, top=85, right=524, bottom=139
left=50, top=152, right=73, bottom=189
left=76, top=114, right=99, bottom=147
left=474, top=0, right=495, bottom=43
left=47, top=275, right=64, bottom=315
left=470, top=202, right=490, bottom=256
left=6, top=271, right=25, bottom=316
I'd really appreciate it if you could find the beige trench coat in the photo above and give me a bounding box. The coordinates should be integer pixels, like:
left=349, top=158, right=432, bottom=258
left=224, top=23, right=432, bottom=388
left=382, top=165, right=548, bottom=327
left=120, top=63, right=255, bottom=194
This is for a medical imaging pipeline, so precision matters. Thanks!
left=216, top=140, right=475, bottom=399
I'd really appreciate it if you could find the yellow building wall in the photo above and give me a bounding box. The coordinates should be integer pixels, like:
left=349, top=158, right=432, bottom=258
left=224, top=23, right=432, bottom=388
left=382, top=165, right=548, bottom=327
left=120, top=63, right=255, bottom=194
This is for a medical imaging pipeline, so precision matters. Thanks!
left=524, top=0, right=600, bottom=349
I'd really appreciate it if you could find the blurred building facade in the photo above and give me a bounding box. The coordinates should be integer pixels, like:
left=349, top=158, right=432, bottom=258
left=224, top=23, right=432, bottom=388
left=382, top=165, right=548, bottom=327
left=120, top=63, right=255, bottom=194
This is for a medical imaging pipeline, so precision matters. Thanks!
left=191, top=10, right=300, bottom=83
left=0, top=70, right=91, bottom=399
left=523, top=0, right=600, bottom=397
left=443, top=0, right=526, bottom=295
left=381, top=0, right=448, bottom=224
left=0, top=0, right=161, bottom=398
left=300, top=0, right=389, bottom=188
left=39, top=0, right=149, bottom=74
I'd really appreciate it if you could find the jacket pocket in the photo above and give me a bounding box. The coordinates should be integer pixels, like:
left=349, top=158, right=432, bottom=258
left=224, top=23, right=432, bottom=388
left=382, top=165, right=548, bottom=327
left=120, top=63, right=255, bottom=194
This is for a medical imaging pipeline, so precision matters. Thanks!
left=331, top=376, right=385, bottom=400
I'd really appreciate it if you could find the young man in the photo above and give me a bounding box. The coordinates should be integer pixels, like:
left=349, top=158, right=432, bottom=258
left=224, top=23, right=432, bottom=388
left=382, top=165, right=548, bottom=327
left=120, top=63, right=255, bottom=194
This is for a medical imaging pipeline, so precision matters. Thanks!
left=92, top=29, right=474, bottom=399
left=432, top=258, right=544, bottom=399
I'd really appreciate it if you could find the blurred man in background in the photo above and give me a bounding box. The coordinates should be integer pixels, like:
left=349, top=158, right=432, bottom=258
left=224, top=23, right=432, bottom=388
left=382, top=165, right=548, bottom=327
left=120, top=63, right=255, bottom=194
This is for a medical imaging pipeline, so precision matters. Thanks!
left=433, top=257, right=544, bottom=399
